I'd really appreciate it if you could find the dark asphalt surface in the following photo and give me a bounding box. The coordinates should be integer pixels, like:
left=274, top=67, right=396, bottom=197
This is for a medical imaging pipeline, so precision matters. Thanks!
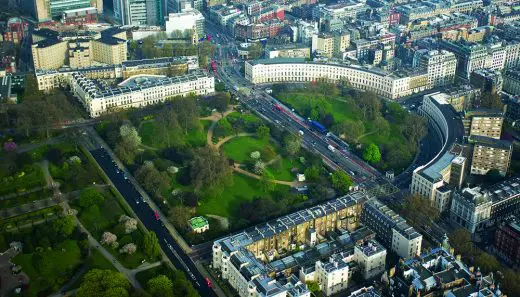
left=90, top=148, right=216, bottom=297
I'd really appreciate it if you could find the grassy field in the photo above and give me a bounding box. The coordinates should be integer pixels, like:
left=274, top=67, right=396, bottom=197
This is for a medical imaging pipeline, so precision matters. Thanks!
left=12, top=240, right=82, bottom=297
left=222, top=136, right=274, bottom=163
left=197, top=174, right=270, bottom=218
left=139, top=120, right=211, bottom=149
left=267, top=158, right=298, bottom=182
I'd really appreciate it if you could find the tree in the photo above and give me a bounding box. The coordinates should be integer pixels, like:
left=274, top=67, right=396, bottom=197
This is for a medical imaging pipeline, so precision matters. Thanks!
left=261, top=171, right=276, bottom=193
left=330, top=171, right=352, bottom=195
left=78, top=187, right=105, bottom=209
left=119, top=123, right=141, bottom=148
left=157, top=108, right=180, bottom=148
left=52, top=215, right=76, bottom=237
left=119, top=243, right=137, bottom=255
left=403, top=115, right=427, bottom=145
left=77, top=269, right=130, bottom=297
left=320, top=113, right=335, bottom=129
left=502, top=268, right=520, bottom=297
left=401, top=194, right=440, bottom=225
left=116, top=123, right=141, bottom=163
left=135, top=161, right=170, bottom=198
left=283, top=134, right=302, bottom=157
left=306, top=281, right=320, bottom=293
left=363, top=143, right=381, bottom=163
left=250, top=151, right=261, bottom=160
left=475, top=253, right=500, bottom=273
left=480, top=91, right=503, bottom=110
left=190, top=147, right=233, bottom=196
left=332, top=120, right=365, bottom=143
left=170, top=270, right=199, bottom=297
left=119, top=215, right=138, bottom=234
left=373, top=116, right=390, bottom=136
left=357, top=91, right=382, bottom=120
left=254, top=161, right=266, bottom=175
left=169, top=206, right=191, bottom=230
left=101, top=232, right=118, bottom=247
left=211, top=92, right=231, bottom=116
left=304, top=165, right=322, bottom=182
left=170, top=97, right=199, bottom=134
left=449, top=228, right=475, bottom=258
left=143, top=231, right=161, bottom=259
left=256, top=125, right=270, bottom=141
left=147, top=275, right=174, bottom=297
left=248, top=42, right=263, bottom=59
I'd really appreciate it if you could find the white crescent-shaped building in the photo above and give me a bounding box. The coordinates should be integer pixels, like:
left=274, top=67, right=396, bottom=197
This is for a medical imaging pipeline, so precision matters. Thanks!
left=245, top=58, right=431, bottom=100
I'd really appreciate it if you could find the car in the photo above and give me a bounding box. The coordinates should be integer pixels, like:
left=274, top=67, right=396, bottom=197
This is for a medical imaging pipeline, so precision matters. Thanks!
left=205, top=277, right=213, bottom=288
left=154, top=210, right=160, bottom=220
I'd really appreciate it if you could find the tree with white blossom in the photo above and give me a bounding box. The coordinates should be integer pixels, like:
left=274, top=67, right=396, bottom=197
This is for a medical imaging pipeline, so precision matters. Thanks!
left=250, top=151, right=261, bottom=160
left=119, top=243, right=137, bottom=255
left=119, top=215, right=138, bottom=234
left=254, top=161, right=265, bottom=174
left=101, top=232, right=118, bottom=248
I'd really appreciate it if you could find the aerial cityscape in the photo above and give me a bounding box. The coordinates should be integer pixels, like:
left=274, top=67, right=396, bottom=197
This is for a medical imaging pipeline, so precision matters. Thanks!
left=0, top=0, right=519, bottom=296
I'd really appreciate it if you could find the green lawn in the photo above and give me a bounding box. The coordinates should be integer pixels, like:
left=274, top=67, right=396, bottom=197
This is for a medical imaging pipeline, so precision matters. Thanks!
left=139, top=120, right=209, bottom=149
left=277, top=92, right=361, bottom=124
left=197, top=174, right=268, bottom=218
left=12, top=240, right=82, bottom=297
left=222, top=136, right=275, bottom=163
left=268, top=158, right=298, bottom=182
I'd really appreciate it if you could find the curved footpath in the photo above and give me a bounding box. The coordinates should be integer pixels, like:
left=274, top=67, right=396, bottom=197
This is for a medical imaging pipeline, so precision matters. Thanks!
left=206, top=108, right=305, bottom=187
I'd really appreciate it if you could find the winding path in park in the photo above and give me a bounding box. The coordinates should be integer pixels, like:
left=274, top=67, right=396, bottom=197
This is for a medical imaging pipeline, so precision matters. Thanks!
left=205, top=108, right=306, bottom=187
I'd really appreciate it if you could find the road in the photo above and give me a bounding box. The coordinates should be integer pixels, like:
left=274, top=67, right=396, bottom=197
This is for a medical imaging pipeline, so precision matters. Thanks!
left=89, top=148, right=216, bottom=297
left=207, top=26, right=382, bottom=186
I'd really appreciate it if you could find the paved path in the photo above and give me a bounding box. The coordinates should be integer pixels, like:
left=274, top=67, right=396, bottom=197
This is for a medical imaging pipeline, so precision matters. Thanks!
left=48, top=288, right=77, bottom=297
left=214, top=133, right=254, bottom=149
left=204, top=108, right=305, bottom=187
left=205, top=107, right=236, bottom=147
left=0, top=186, right=45, bottom=201
left=0, top=184, right=108, bottom=219
left=356, top=130, right=378, bottom=141
left=232, top=165, right=302, bottom=186
left=15, top=134, right=66, bottom=154
left=206, top=214, right=229, bottom=230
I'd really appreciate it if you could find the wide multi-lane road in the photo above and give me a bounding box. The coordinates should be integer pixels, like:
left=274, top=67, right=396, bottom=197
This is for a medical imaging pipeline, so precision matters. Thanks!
left=89, top=148, right=217, bottom=297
